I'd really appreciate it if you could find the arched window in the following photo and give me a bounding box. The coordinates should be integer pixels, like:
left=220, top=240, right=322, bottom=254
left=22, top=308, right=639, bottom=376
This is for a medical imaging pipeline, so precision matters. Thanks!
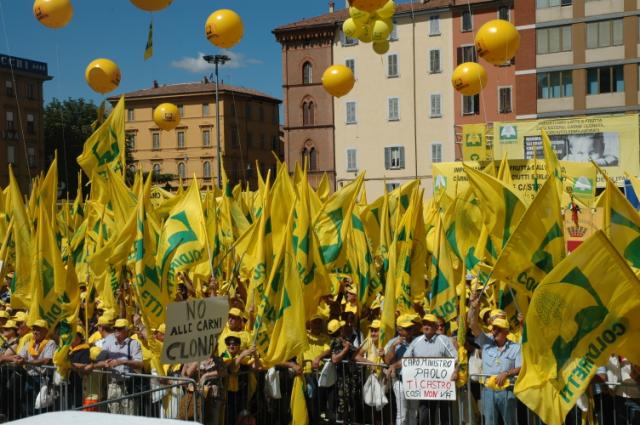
left=303, top=62, right=313, bottom=85
left=152, top=163, right=161, bottom=176
left=302, top=101, right=315, bottom=126
left=203, top=161, right=211, bottom=178
left=301, top=143, right=319, bottom=171
left=178, top=162, right=186, bottom=178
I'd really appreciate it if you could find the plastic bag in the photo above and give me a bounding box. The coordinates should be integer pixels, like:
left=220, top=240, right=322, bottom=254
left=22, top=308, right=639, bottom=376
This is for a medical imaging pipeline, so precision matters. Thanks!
left=265, top=367, right=282, bottom=399
left=317, top=361, right=337, bottom=388
left=363, top=374, right=388, bottom=409
left=35, top=384, right=56, bottom=410
left=469, top=350, right=482, bottom=382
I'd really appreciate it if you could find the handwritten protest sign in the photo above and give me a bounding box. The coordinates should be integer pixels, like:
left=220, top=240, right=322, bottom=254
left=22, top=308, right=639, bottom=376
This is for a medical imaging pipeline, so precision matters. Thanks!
left=161, top=297, right=228, bottom=364
left=401, top=358, right=457, bottom=400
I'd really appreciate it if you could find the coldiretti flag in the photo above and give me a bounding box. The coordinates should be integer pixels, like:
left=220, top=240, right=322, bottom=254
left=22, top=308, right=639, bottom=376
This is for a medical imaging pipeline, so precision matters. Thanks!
left=429, top=214, right=460, bottom=322
left=8, top=166, right=32, bottom=310
left=253, top=206, right=308, bottom=367
left=491, top=176, right=565, bottom=297
left=515, top=231, right=640, bottom=425
left=77, top=95, right=125, bottom=179
left=604, top=178, right=640, bottom=271
left=157, top=179, right=208, bottom=300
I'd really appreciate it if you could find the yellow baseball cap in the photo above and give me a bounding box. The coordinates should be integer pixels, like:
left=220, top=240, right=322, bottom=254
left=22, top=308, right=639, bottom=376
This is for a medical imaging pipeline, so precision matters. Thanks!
left=369, top=319, right=381, bottom=329
left=89, top=346, right=102, bottom=361
left=328, top=319, right=345, bottom=334
left=12, top=311, right=27, bottom=323
left=113, top=319, right=130, bottom=329
left=422, top=313, right=439, bottom=324
left=97, top=316, right=114, bottom=326
left=491, top=318, right=510, bottom=330
left=2, top=320, right=17, bottom=330
left=156, top=324, right=166, bottom=334
left=344, top=304, right=358, bottom=314
left=32, top=319, right=48, bottom=329
left=369, top=299, right=381, bottom=310
left=396, top=315, right=414, bottom=329
left=228, top=307, right=243, bottom=318
left=490, top=309, right=506, bottom=318
left=76, top=326, right=86, bottom=338
left=0, top=311, right=9, bottom=319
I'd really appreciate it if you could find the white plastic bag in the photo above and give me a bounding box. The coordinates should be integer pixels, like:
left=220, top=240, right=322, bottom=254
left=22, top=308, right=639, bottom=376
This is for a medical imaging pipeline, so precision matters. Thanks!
left=35, top=384, right=55, bottom=410
left=265, top=367, right=282, bottom=399
left=363, top=374, right=388, bottom=409
left=317, top=361, right=337, bottom=388
left=469, top=350, right=482, bottom=382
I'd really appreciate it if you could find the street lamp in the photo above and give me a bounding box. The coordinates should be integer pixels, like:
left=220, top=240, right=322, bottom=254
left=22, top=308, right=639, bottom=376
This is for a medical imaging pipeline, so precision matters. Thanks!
left=203, top=54, right=231, bottom=189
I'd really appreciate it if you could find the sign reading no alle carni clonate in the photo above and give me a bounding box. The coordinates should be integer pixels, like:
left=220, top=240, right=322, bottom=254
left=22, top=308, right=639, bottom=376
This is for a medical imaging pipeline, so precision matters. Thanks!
left=161, top=297, right=228, bottom=364
left=402, top=358, right=457, bottom=401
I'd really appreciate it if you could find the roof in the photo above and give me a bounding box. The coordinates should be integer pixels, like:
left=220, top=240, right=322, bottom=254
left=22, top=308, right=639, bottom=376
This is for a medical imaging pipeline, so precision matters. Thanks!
left=109, top=82, right=281, bottom=104
left=273, top=1, right=452, bottom=32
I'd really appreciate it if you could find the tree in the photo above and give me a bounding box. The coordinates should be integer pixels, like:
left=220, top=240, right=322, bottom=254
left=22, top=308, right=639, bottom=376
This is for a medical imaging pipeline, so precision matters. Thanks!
left=44, top=98, right=99, bottom=198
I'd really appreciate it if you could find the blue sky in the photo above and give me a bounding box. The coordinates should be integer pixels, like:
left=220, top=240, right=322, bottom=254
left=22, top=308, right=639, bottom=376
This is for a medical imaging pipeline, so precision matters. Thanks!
left=0, top=0, right=339, bottom=105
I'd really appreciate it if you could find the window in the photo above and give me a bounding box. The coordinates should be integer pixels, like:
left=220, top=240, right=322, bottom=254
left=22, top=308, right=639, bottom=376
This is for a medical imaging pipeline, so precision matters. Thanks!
left=127, top=108, right=135, bottom=121
left=462, top=10, right=472, bottom=32
left=384, top=146, right=405, bottom=170
left=457, top=45, right=477, bottom=65
left=177, top=131, right=185, bottom=149
left=537, top=0, right=571, bottom=7
left=389, top=22, right=398, bottom=41
left=345, top=59, right=355, bottom=75
left=386, top=182, right=401, bottom=191
left=27, top=113, right=35, bottom=133
left=202, top=103, right=209, bottom=116
left=431, top=143, right=443, bottom=163
left=203, top=161, right=211, bottom=178
left=429, top=49, right=441, bottom=73
left=463, top=95, right=480, bottom=115
left=387, top=54, right=399, bottom=77
left=347, top=148, right=357, bottom=172
left=586, top=20, right=623, bottom=49
left=7, top=146, right=14, bottom=164
left=28, top=147, right=35, bottom=167
left=346, top=101, right=357, bottom=124
left=430, top=94, right=442, bottom=117
left=5, top=80, right=13, bottom=96
left=587, top=65, right=624, bottom=94
left=341, top=30, right=359, bottom=46
left=127, top=132, right=136, bottom=150
left=498, top=6, right=510, bottom=21
left=301, top=146, right=318, bottom=171
left=26, top=83, right=35, bottom=99
left=6, top=111, right=14, bottom=130
left=537, top=26, right=572, bottom=54
left=153, top=163, right=161, bottom=176
left=537, top=71, right=573, bottom=98
left=430, top=15, right=441, bottom=36
left=152, top=132, right=160, bottom=150
left=499, top=87, right=512, bottom=113
left=303, top=101, right=315, bottom=126
left=178, top=162, right=186, bottom=178
left=178, top=105, right=184, bottom=117
left=302, top=62, right=313, bottom=84
left=203, top=129, right=211, bottom=147
left=388, top=97, right=400, bottom=121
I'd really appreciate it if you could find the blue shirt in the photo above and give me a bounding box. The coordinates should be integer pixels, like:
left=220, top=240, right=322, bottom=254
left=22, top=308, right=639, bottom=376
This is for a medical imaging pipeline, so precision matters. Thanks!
left=476, top=333, right=521, bottom=375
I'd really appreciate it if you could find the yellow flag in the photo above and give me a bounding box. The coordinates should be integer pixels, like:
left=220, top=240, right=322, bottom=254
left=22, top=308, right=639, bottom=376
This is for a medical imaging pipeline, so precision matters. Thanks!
left=604, top=178, right=640, bottom=271
left=144, top=20, right=153, bottom=60
left=253, top=206, right=308, bottom=367
left=429, top=214, right=460, bottom=322
left=39, top=154, right=58, bottom=222
left=8, top=166, right=32, bottom=309
left=496, top=152, right=513, bottom=188
left=77, top=95, right=125, bottom=179
left=542, top=128, right=564, bottom=196
left=290, top=375, right=309, bottom=425
left=515, top=231, right=640, bottom=425
left=491, top=176, right=566, bottom=298
left=316, top=173, right=331, bottom=202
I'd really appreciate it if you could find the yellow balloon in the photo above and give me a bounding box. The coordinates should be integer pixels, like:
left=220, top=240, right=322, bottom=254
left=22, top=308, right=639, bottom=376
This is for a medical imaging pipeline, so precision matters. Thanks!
left=153, top=103, right=181, bottom=131
left=372, top=40, right=390, bottom=55
left=475, top=19, right=520, bottom=65
left=205, top=9, right=244, bottom=49
left=33, top=0, right=73, bottom=29
left=350, top=0, right=387, bottom=13
left=322, top=65, right=355, bottom=98
left=85, top=59, right=121, bottom=95
left=376, top=1, right=396, bottom=19
left=358, top=23, right=373, bottom=43
left=349, top=7, right=370, bottom=24
left=342, top=18, right=362, bottom=39
left=371, top=19, right=391, bottom=42
left=451, top=62, right=487, bottom=96
left=130, top=0, right=173, bottom=12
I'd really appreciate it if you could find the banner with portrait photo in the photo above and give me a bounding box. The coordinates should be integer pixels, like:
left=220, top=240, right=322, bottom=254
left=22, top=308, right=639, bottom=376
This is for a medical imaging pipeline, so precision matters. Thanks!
left=492, top=114, right=639, bottom=187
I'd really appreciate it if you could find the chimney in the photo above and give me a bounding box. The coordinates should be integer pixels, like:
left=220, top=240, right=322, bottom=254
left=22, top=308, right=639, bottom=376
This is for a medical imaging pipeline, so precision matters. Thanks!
left=329, top=1, right=335, bottom=13
left=152, top=80, right=159, bottom=88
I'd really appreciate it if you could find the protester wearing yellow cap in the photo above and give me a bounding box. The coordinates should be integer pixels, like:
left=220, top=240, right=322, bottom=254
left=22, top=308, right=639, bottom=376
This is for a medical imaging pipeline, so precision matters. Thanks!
left=354, top=319, right=384, bottom=366
left=218, top=307, right=251, bottom=355
left=13, top=312, right=33, bottom=354
left=469, top=297, right=522, bottom=425
left=302, top=313, right=331, bottom=374
left=88, top=315, right=114, bottom=346
left=67, top=324, right=91, bottom=408
left=0, top=320, right=19, bottom=362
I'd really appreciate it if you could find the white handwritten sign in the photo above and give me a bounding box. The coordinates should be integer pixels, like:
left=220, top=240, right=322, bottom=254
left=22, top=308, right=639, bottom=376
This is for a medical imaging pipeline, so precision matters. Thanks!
left=161, top=297, right=228, bottom=364
left=401, top=358, right=457, bottom=400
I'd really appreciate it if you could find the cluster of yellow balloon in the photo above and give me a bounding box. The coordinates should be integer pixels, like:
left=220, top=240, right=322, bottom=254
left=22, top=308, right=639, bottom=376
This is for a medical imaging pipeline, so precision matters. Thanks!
left=451, top=19, right=520, bottom=96
left=205, top=9, right=244, bottom=49
left=85, top=59, right=121, bottom=95
left=322, top=65, right=355, bottom=98
left=129, top=0, right=173, bottom=12
left=153, top=103, right=181, bottom=131
left=33, top=0, right=73, bottom=29
left=342, top=0, right=396, bottom=55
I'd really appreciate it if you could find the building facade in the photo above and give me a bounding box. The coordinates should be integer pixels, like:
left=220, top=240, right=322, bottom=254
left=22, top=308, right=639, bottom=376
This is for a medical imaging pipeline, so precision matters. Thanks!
left=0, top=54, right=50, bottom=190
left=113, top=82, right=282, bottom=190
left=274, top=9, right=339, bottom=189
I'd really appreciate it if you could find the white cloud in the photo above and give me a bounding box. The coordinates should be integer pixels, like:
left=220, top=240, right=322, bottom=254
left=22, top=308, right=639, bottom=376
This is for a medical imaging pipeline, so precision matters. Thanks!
left=171, top=51, right=262, bottom=73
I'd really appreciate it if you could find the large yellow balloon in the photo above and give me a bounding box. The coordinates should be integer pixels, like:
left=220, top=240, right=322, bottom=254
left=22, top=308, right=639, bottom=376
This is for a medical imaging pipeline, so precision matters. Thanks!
left=153, top=103, right=181, bottom=131
left=475, top=19, right=520, bottom=65
left=322, top=65, right=355, bottom=98
left=451, top=62, right=487, bottom=96
left=358, top=23, right=373, bottom=43
left=371, top=19, right=391, bottom=42
left=349, top=7, right=370, bottom=24
left=33, top=0, right=73, bottom=29
left=205, top=9, right=244, bottom=49
left=85, top=59, right=121, bottom=95
left=376, top=1, right=396, bottom=19
left=350, top=0, right=387, bottom=13
left=343, top=18, right=362, bottom=39
left=130, top=0, right=173, bottom=12
left=372, top=40, right=390, bottom=55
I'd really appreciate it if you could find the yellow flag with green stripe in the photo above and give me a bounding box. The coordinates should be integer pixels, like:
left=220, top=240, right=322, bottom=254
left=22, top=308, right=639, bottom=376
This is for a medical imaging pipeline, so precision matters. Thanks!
left=429, top=214, right=461, bottom=322
left=515, top=231, right=640, bottom=425
left=8, top=166, right=32, bottom=310
left=604, top=178, right=640, bottom=271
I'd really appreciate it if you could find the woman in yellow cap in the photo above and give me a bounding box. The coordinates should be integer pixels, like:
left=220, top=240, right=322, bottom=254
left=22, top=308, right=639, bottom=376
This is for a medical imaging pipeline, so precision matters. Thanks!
left=67, top=326, right=91, bottom=408
left=0, top=320, right=19, bottom=361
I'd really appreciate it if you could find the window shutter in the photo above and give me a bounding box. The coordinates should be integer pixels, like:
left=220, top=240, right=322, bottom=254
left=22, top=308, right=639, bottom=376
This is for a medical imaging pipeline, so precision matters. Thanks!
left=399, top=147, right=405, bottom=169
left=474, top=94, right=480, bottom=115
left=384, top=147, right=391, bottom=170
left=456, top=47, right=463, bottom=66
